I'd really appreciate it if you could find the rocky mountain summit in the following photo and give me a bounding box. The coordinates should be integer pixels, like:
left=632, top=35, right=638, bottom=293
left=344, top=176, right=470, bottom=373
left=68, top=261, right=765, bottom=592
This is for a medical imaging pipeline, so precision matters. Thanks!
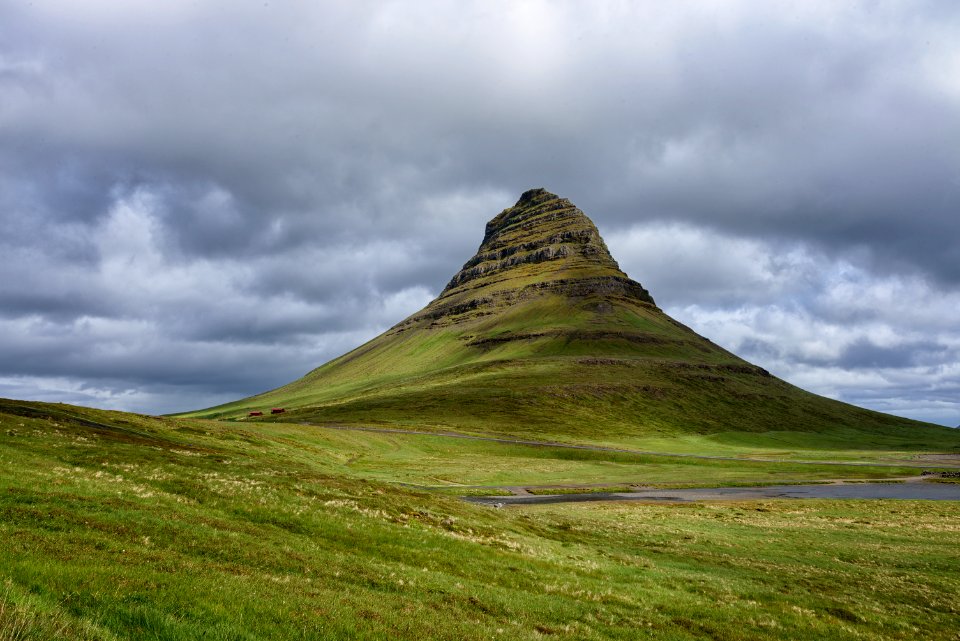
left=445, top=188, right=643, bottom=295
left=394, top=188, right=654, bottom=332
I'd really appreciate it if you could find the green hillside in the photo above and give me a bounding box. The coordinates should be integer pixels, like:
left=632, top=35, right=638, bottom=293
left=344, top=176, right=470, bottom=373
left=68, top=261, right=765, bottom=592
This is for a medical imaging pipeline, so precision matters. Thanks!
left=182, top=189, right=955, bottom=451
left=3, top=397, right=960, bottom=640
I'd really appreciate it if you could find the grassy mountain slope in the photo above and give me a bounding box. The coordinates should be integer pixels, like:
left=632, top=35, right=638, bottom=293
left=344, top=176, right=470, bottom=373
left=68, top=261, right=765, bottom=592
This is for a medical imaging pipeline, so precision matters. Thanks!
left=182, top=189, right=955, bottom=449
left=3, top=398, right=960, bottom=640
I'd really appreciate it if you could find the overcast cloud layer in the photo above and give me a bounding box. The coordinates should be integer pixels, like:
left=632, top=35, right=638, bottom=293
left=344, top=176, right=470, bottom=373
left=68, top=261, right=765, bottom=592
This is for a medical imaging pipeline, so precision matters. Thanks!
left=1, top=1, right=958, bottom=425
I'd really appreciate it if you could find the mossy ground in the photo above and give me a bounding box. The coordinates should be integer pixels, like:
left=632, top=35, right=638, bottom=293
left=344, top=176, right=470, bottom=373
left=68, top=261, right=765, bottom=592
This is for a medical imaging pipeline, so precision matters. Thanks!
left=2, top=399, right=959, bottom=640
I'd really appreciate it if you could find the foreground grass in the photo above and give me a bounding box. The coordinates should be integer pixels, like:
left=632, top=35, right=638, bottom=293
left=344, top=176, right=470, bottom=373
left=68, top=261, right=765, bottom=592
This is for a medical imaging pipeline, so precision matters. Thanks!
left=2, top=399, right=959, bottom=639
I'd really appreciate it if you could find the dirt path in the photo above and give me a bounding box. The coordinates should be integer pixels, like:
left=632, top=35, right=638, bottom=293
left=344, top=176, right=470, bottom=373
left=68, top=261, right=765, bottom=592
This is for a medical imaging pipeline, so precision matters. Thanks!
left=299, top=422, right=960, bottom=469
left=465, top=482, right=960, bottom=506
left=401, top=476, right=929, bottom=496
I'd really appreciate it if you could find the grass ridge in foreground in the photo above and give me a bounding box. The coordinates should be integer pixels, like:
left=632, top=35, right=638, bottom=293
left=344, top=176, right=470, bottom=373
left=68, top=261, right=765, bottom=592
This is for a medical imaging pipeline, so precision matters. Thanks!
left=2, top=398, right=959, bottom=639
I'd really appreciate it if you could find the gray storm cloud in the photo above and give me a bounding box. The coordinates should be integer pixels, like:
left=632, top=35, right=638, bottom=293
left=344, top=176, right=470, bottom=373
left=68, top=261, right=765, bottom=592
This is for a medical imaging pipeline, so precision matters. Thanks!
left=0, top=1, right=958, bottom=424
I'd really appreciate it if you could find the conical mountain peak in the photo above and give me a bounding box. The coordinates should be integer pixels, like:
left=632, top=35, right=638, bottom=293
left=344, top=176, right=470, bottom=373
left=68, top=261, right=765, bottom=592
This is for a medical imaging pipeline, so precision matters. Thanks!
left=393, top=189, right=654, bottom=331
left=186, top=188, right=947, bottom=453
left=443, top=188, right=642, bottom=295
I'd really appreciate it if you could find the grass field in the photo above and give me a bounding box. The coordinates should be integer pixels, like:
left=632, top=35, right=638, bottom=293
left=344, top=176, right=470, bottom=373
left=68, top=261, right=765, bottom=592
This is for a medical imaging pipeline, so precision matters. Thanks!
left=202, top=422, right=934, bottom=490
left=2, top=398, right=959, bottom=640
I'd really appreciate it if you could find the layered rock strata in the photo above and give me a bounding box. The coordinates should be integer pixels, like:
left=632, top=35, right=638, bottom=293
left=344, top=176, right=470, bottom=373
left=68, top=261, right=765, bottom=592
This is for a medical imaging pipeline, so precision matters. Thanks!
left=393, top=188, right=654, bottom=331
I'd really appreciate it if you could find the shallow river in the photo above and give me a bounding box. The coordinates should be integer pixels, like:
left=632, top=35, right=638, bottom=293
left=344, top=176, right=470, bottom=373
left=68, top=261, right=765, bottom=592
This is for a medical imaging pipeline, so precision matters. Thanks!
left=467, top=482, right=960, bottom=506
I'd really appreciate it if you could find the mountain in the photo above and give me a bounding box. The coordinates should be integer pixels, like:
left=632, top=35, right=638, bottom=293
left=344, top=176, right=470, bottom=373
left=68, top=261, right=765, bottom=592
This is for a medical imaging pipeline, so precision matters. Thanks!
left=183, top=189, right=951, bottom=446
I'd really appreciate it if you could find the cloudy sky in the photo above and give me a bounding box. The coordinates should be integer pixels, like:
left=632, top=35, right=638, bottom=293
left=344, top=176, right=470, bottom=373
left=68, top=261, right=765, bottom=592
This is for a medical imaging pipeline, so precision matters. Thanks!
left=1, top=1, right=958, bottom=426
